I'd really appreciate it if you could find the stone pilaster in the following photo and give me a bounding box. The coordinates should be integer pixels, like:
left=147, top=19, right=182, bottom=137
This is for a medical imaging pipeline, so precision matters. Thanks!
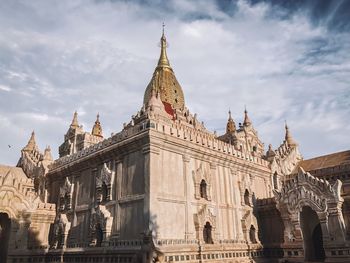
left=182, top=154, right=193, bottom=240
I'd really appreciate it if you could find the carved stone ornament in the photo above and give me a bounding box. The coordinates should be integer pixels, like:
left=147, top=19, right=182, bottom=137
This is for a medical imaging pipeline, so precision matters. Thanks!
left=192, top=163, right=212, bottom=200
left=96, top=163, right=115, bottom=203
left=274, top=167, right=347, bottom=244
left=194, top=205, right=216, bottom=243
left=59, top=177, right=74, bottom=211
left=89, top=205, right=112, bottom=246
left=50, top=213, right=71, bottom=249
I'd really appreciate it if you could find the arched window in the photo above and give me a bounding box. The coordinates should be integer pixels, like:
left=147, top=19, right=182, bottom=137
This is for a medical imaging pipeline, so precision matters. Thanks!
left=249, top=225, right=257, bottom=243
left=102, top=182, right=108, bottom=202
left=273, top=172, right=278, bottom=190
left=203, top=222, right=213, bottom=244
left=244, top=189, right=250, bottom=206
left=200, top=180, right=207, bottom=199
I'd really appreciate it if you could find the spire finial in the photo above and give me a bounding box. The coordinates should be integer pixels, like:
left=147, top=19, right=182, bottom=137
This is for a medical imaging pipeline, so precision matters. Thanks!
left=158, top=23, right=170, bottom=67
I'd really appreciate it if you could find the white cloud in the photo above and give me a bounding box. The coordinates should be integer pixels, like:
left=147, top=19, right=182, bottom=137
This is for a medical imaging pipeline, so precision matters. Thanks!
left=0, top=84, right=11, bottom=92
left=0, top=0, right=349, bottom=165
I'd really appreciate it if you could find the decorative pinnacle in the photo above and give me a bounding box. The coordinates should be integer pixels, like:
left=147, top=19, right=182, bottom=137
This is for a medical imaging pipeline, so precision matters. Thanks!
left=226, top=109, right=236, bottom=133
left=284, top=121, right=297, bottom=146
left=243, top=106, right=252, bottom=126
left=92, top=113, right=103, bottom=137
left=23, top=130, right=38, bottom=152
left=71, top=111, right=79, bottom=128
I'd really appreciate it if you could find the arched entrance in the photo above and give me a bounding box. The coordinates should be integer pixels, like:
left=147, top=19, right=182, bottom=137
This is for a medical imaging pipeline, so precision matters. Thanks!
left=300, top=206, right=325, bottom=262
left=0, top=213, right=11, bottom=263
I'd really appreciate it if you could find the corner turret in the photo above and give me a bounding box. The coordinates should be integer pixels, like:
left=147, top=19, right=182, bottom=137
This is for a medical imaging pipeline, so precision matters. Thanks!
left=59, top=111, right=104, bottom=157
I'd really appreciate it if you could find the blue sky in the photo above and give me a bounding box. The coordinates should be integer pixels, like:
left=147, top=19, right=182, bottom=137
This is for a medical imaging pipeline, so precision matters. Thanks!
left=0, top=0, right=349, bottom=165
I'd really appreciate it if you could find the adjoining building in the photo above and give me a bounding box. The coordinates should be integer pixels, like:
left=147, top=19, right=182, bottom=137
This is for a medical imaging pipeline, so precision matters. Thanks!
left=1, top=30, right=349, bottom=263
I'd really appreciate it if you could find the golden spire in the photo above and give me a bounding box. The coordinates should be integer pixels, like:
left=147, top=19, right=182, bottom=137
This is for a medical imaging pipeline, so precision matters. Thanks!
left=243, top=107, right=252, bottom=126
left=226, top=110, right=236, bottom=133
left=92, top=113, right=103, bottom=138
left=157, top=22, right=170, bottom=68
left=285, top=121, right=297, bottom=147
left=70, top=111, right=79, bottom=128
left=143, top=25, right=185, bottom=111
left=23, top=131, right=38, bottom=152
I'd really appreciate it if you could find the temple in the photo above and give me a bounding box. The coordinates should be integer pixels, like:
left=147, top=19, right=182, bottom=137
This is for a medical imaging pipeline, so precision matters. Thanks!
left=1, top=30, right=350, bottom=263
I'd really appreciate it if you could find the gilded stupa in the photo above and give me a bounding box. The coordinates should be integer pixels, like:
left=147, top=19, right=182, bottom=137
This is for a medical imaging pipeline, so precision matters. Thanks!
left=143, top=27, right=185, bottom=111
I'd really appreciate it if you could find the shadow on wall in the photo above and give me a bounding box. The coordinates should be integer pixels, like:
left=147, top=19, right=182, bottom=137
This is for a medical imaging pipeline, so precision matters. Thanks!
left=146, top=212, right=163, bottom=263
left=256, top=198, right=285, bottom=259
left=0, top=212, right=48, bottom=263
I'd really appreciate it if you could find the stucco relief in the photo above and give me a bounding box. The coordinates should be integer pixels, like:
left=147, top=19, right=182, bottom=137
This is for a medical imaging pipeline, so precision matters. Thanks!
left=274, top=167, right=347, bottom=244
left=59, top=177, right=74, bottom=211
left=51, top=213, right=71, bottom=249
left=194, top=205, right=216, bottom=243
left=96, top=163, right=115, bottom=203
left=89, top=205, right=113, bottom=246
left=0, top=166, right=55, bottom=251
left=238, top=173, right=253, bottom=206
left=192, top=163, right=211, bottom=200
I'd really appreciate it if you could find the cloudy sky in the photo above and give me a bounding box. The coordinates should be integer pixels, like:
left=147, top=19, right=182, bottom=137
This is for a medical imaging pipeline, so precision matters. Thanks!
left=0, top=0, right=349, bottom=165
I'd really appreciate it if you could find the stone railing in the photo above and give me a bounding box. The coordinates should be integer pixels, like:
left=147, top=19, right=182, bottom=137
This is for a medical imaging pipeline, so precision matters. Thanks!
left=65, top=239, right=143, bottom=249
left=155, top=239, right=247, bottom=246
left=156, top=239, right=199, bottom=246
left=150, top=119, right=269, bottom=167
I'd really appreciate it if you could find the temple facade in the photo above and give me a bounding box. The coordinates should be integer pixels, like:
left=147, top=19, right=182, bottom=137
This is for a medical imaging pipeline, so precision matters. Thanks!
left=1, top=31, right=350, bottom=263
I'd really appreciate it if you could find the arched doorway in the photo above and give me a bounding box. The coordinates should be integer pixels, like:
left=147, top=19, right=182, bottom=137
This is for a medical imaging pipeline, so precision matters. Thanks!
left=300, top=206, right=325, bottom=262
left=0, top=213, right=11, bottom=263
